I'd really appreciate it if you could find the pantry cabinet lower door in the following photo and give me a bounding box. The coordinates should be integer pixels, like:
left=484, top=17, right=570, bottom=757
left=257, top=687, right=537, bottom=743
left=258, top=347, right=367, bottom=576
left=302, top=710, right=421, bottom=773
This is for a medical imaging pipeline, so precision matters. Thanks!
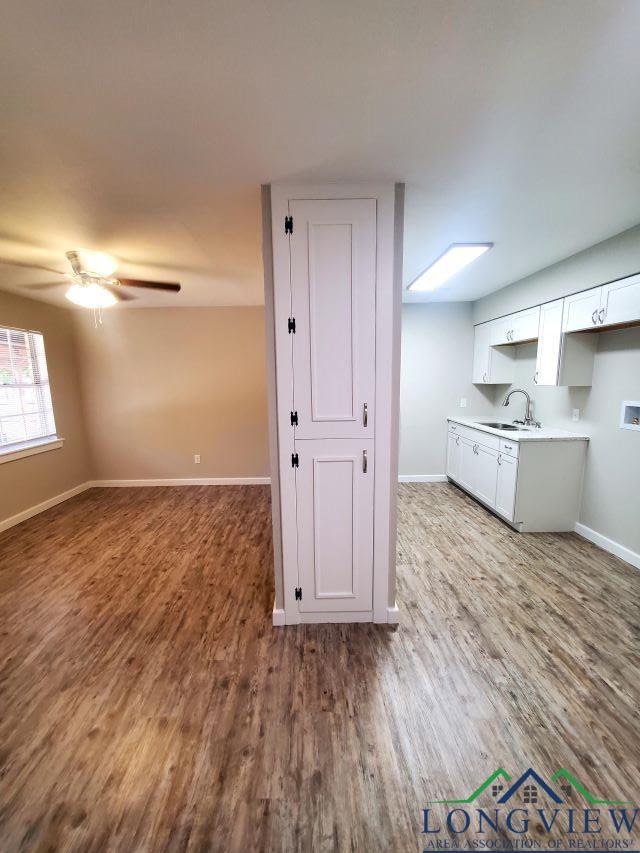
left=295, top=438, right=374, bottom=613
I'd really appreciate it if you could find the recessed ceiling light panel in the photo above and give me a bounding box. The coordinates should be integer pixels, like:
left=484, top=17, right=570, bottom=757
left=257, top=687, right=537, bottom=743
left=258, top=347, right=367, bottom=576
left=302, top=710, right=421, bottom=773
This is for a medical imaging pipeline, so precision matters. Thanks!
left=408, top=243, right=493, bottom=292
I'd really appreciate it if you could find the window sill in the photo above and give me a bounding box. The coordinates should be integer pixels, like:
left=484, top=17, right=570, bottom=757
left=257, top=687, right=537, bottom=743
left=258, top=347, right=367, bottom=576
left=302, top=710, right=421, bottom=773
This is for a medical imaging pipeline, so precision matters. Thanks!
left=0, top=436, right=65, bottom=465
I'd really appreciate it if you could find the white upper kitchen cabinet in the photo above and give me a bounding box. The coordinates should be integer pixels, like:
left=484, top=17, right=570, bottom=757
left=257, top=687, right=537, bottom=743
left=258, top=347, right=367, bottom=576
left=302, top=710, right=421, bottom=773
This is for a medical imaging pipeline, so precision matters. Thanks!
left=493, top=306, right=540, bottom=345
left=600, top=273, right=640, bottom=328
left=562, top=286, right=603, bottom=332
left=472, top=322, right=492, bottom=383
left=535, top=299, right=563, bottom=385
left=473, top=321, right=514, bottom=384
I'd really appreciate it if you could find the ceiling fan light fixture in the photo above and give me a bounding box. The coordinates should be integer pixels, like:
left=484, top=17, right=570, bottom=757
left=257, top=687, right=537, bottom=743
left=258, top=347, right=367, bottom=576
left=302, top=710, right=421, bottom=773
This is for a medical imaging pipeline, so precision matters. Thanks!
left=65, top=283, right=117, bottom=308
left=66, top=249, right=117, bottom=278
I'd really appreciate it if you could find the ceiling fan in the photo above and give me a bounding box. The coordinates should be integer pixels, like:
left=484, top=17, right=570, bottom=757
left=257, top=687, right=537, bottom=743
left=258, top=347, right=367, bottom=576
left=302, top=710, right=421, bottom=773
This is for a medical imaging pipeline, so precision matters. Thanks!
left=7, top=249, right=181, bottom=308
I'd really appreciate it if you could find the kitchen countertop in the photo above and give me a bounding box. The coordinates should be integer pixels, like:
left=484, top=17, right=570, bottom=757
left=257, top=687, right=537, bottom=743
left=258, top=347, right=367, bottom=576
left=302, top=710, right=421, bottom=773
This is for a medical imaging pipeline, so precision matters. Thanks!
left=447, top=416, right=590, bottom=442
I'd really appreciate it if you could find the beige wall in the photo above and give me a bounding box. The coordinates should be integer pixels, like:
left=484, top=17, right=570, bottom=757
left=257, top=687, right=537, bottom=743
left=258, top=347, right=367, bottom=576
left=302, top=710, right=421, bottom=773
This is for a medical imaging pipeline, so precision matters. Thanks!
left=73, top=307, right=269, bottom=480
left=0, top=291, right=92, bottom=523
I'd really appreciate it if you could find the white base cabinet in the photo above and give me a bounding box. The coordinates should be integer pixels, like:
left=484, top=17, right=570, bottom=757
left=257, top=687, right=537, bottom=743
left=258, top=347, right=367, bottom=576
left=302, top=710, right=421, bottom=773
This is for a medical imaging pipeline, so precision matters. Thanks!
left=446, top=420, right=587, bottom=532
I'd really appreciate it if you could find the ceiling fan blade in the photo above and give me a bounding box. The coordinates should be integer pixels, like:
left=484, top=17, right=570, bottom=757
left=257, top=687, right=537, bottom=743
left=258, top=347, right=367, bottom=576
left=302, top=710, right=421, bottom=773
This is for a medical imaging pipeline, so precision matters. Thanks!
left=102, top=283, right=137, bottom=302
left=0, top=257, right=66, bottom=276
left=118, top=278, right=181, bottom=292
left=20, top=280, right=67, bottom=291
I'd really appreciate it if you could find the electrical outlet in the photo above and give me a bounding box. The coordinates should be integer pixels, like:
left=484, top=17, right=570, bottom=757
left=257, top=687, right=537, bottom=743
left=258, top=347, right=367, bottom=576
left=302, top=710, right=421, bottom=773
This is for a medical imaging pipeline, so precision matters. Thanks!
left=572, top=409, right=580, bottom=422
left=460, top=397, right=467, bottom=408
left=194, top=454, right=201, bottom=464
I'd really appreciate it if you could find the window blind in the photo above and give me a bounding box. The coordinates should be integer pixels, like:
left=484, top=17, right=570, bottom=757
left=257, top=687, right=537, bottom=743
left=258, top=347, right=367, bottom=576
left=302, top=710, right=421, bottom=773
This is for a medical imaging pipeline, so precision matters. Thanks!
left=0, top=327, right=57, bottom=449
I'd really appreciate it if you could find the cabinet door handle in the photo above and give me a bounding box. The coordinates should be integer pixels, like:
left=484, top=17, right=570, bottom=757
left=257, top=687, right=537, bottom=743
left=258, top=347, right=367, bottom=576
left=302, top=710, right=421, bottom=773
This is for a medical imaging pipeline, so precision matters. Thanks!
left=598, top=308, right=605, bottom=324
left=534, top=371, right=538, bottom=384
left=456, top=436, right=460, bottom=446
left=592, top=309, right=598, bottom=325
left=362, top=449, right=368, bottom=473
left=363, top=402, right=368, bottom=427
left=498, top=454, right=502, bottom=465
left=483, top=372, right=487, bottom=382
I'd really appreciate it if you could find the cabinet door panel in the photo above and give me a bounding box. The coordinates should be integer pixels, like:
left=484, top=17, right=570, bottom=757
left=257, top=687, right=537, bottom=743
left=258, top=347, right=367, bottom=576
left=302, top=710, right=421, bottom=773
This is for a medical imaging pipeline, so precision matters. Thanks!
left=601, top=274, right=640, bottom=327
left=446, top=432, right=461, bottom=481
left=474, top=444, right=499, bottom=508
left=472, top=323, right=491, bottom=383
left=512, top=306, right=540, bottom=342
left=535, top=299, right=563, bottom=385
left=562, top=287, right=602, bottom=332
left=458, top=437, right=477, bottom=494
left=290, top=199, right=376, bottom=439
left=495, top=453, right=518, bottom=521
left=295, top=439, right=374, bottom=612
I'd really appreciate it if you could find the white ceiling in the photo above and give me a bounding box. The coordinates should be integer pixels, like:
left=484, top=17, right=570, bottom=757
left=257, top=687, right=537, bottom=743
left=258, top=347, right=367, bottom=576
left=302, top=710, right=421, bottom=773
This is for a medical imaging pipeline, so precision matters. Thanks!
left=1, top=0, right=639, bottom=308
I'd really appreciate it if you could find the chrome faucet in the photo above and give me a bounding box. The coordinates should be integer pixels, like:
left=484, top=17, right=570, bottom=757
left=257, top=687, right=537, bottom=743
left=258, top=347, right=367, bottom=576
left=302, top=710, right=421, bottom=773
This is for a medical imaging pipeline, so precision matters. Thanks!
left=502, top=388, right=541, bottom=428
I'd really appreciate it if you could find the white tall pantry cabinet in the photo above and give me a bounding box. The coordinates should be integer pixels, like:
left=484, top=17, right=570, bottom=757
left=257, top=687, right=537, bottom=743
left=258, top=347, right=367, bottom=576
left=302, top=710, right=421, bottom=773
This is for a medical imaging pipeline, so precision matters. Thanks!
left=263, top=184, right=403, bottom=626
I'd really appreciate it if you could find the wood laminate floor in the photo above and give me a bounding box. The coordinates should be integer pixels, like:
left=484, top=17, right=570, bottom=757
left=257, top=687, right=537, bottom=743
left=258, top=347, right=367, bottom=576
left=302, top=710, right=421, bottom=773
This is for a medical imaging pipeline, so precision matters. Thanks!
left=0, top=483, right=638, bottom=852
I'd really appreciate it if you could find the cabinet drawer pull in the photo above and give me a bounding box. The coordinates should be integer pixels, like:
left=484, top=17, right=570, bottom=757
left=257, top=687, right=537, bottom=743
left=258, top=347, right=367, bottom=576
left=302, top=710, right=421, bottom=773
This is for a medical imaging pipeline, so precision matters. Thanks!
left=362, top=449, right=368, bottom=473
left=591, top=309, right=598, bottom=325
left=598, top=308, right=605, bottom=324
left=363, top=402, right=368, bottom=427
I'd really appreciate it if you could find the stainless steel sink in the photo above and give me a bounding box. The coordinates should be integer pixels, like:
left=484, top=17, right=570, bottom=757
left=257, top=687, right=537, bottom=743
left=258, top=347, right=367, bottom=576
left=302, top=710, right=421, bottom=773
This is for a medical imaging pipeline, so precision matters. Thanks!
left=478, top=422, right=522, bottom=431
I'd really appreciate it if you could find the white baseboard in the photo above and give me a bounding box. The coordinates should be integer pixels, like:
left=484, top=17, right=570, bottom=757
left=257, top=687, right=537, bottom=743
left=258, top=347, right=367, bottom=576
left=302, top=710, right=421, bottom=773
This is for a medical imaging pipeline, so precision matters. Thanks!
left=0, top=481, right=92, bottom=534
left=92, top=477, right=271, bottom=487
left=386, top=604, right=400, bottom=624
left=272, top=604, right=286, bottom=626
left=398, top=474, right=447, bottom=483
left=575, top=522, right=640, bottom=570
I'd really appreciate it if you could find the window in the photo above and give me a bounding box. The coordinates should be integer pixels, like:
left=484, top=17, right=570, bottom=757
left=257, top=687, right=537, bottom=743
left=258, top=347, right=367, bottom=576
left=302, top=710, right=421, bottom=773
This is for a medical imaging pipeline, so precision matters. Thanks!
left=523, top=784, right=538, bottom=804
left=0, top=327, right=57, bottom=450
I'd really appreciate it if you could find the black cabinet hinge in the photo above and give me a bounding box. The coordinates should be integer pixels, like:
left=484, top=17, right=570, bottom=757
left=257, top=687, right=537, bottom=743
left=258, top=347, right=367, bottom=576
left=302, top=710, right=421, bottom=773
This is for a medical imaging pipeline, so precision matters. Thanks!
left=291, top=452, right=299, bottom=468
left=294, top=587, right=302, bottom=601
left=290, top=411, right=298, bottom=426
left=284, top=215, right=293, bottom=234
left=287, top=317, right=296, bottom=334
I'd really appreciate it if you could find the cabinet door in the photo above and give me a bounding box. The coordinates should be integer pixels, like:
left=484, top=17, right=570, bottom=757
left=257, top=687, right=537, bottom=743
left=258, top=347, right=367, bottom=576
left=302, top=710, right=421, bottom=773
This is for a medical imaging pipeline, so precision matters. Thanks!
left=495, top=453, right=518, bottom=521
left=600, top=273, right=640, bottom=327
left=446, top=432, right=462, bottom=481
left=472, top=323, right=491, bottom=383
left=562, top=287, right=603, bottom=332
left=458, top=437, right=477, bottom=493
left=295, top=438, right=374, bottom=612
left=474, top=444, right=499, bottom=508
left=511, top=306, right=540, bottom=342
left=289, top=198, right=376, bottom=439
left=535, top=299, right=563, bottom=385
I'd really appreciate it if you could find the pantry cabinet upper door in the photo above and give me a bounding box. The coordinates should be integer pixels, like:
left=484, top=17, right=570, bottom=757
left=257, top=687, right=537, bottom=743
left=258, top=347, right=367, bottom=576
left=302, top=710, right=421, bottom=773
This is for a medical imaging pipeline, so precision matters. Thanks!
left=289, top=198, right=376, bottom=439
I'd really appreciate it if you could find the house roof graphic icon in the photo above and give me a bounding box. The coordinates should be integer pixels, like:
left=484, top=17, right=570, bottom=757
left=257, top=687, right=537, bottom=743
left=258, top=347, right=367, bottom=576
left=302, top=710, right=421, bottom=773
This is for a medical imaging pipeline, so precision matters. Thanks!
left=497, top=768, right=563, bottom=804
